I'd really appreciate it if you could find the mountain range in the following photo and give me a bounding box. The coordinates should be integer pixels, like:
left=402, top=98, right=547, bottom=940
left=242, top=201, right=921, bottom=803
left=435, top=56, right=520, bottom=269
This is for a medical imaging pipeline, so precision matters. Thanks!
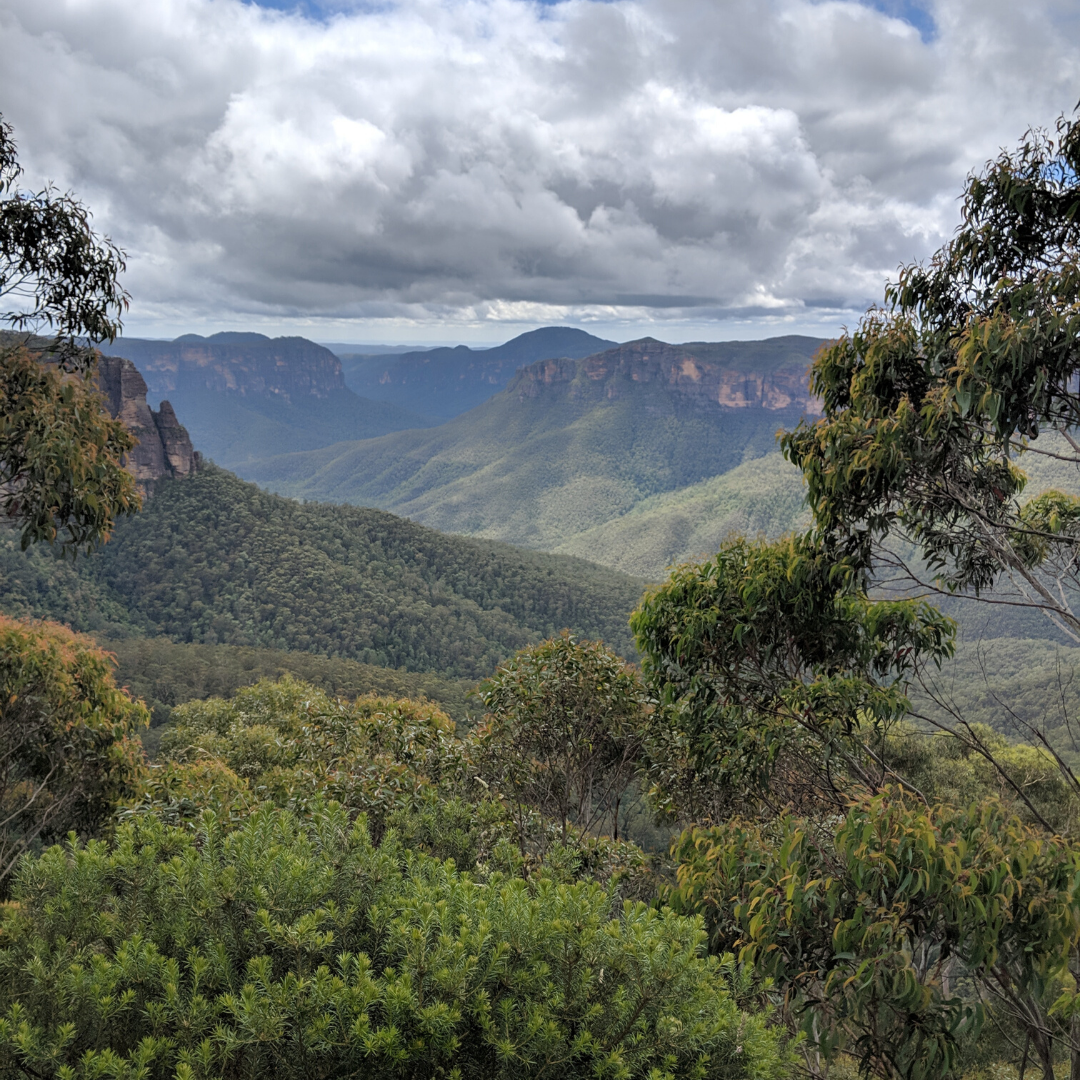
left=248, top=335, right=825, bottom=556
left=104, top=327, right=621, bottom=469
left=105, top=332, right=435, bottom=467
left=339, top=326, right=616, bottom=418
left=6, top=323, right=1080, bottom=762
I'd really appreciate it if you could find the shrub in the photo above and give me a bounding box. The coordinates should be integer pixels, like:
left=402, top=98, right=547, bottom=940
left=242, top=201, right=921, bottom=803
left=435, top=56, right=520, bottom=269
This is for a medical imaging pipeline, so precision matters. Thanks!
left=0, top=804, right=792, bottom=1080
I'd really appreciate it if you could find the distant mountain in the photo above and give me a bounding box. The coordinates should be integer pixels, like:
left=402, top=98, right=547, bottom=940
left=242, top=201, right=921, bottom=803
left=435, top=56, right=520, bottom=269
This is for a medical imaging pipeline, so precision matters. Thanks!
left=320, top=342, right=438, bottom=357
left=247, top=336, right=825, bottom=553
left=112, top=332, right=347, bottom=399
left=0, top=467, right=645, bottom=677
left=104, top=333, right=437, bottom=467
left=341, top=326, right=617, bottom=418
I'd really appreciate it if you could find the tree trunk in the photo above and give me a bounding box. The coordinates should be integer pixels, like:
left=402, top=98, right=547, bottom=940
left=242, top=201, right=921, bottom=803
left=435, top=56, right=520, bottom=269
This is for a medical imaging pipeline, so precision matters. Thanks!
left=1071, top=945, right=1080, bottom=1080
left=1033, top=1029, right=1055, bottom=1080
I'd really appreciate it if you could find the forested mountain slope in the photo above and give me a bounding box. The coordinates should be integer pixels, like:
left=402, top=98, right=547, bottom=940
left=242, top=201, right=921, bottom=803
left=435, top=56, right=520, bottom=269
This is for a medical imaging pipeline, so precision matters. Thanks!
left=249, top=336, right=825, bottom=551
left=340, top=326, right=616, bottom=418
left=105, top=333, right=436, bottom=467
left=551, top=453, right=811, bottom=577
left=0, top=468, right=644, bottom=678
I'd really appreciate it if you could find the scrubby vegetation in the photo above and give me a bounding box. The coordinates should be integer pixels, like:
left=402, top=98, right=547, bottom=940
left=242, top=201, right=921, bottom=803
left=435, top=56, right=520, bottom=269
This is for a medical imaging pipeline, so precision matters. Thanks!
left=107, top=635, right=475, bottom=728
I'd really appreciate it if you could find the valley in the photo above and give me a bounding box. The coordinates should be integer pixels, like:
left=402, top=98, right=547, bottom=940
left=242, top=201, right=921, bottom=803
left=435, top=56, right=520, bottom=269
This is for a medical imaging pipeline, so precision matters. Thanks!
left=247, top=335, right=824, bottom=553
left=8, top=323, right=1080, bottom=765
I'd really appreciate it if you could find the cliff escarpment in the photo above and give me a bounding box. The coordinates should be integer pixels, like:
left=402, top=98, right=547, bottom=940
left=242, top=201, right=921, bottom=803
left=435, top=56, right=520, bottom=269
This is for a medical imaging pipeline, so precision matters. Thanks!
left=511, top=336, right=822, bottom=414
left=243, top=334, right=824, bottom=554
left=96, top=354, right=197, bottom=492
left=108, top=332, right=346, bottom=402
left=101, top=333, right=437, bottom=468
left=340, top=327, right=617, bottom=418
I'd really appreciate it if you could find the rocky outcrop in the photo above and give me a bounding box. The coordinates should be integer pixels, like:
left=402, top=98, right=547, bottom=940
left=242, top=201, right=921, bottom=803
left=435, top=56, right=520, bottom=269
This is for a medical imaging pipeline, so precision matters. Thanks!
left=105, top=333, right=346, bottom=402
left=511, top=336, right=823, bottom=415
left=96, top=355, right=197, bottom=492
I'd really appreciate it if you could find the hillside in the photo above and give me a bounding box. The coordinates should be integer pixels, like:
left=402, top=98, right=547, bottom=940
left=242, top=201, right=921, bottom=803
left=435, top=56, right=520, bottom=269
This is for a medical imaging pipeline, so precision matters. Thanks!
left=0, top=467, right=644, bottom=678
left=105, top=332, right=436, bottom=467
left=248, top=336, right=825, bottom=552
left=551, top=454, right=811, bottom=577
left=341, top=326, right=616, bottom=418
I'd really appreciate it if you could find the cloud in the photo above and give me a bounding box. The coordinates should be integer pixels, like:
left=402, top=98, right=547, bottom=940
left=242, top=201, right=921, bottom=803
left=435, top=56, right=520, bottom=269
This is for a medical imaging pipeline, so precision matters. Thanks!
left=0, top=0, right=1077, bottom=338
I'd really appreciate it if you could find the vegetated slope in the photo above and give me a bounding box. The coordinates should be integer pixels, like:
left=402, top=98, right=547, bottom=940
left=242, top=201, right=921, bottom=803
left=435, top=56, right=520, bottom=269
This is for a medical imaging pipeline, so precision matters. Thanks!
left=107, top=637, right=475, bottom=735
left=249, top=336, right=825, bottom=552
left=104, top=333, right=436, bottom=467
left=1, top=467, right=643, bottom=678
left=552, top=454, right=811, bottom=578
left=341, top=326, right=617, bottom=418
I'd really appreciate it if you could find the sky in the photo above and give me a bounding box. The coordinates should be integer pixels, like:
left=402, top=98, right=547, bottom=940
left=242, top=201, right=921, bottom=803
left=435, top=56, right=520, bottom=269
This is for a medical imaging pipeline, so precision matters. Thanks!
left=1, top=0, right=1078, bottom=345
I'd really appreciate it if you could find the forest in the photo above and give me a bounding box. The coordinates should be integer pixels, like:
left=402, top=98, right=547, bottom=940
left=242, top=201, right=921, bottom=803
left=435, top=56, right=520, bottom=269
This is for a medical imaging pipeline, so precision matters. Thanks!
left=7, top=107, right=1080, bottom=1080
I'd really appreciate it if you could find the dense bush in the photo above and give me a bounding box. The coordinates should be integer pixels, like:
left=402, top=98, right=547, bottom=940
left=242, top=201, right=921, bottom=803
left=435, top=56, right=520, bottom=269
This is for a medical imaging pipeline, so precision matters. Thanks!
left=133, top=673, right=661, bottom=886
left=0, top=805, right=792, bottom=1080
left=474, top=632, right=647, bottom=844
left=131, top=678, right=468, bottom=835
left=0, top=615, right=146, bottom=893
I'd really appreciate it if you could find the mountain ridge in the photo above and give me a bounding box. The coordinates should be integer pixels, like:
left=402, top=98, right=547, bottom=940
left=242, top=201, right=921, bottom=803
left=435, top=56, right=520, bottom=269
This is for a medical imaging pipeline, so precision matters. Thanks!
left=0, top=467, right=645, bottom=678
left=248, top=335, right=826, bottom=551
left=104, top=333, right=438, bottom=468
left=342, top=326, right=618, bottom=418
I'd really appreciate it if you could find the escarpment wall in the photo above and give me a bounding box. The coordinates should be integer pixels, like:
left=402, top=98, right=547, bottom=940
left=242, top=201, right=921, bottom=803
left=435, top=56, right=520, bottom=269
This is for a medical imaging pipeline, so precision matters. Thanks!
left=96, top=354, right=197, bottom=492
left=106, top=333, right=346, bottom=402
left=511, top=337, right=822, bottom=414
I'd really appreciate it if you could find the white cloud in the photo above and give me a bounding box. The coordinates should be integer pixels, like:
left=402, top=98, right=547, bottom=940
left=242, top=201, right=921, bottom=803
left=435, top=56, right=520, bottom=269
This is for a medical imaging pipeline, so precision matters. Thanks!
left=0, top=0, right=1076, bottom=340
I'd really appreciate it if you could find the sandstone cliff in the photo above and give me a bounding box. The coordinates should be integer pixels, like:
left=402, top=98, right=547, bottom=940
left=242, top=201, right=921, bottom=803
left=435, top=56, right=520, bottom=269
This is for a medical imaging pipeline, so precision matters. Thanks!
left=107, top=332, right=346, bottom=402
left=511, top=336, right=822, bottom=414
left=96, top=354, right=197, bottom=492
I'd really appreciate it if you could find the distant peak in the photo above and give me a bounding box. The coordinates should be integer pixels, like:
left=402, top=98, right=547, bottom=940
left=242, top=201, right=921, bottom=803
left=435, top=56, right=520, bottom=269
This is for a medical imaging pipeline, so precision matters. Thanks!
left=205, top=332, right=273, bottom=344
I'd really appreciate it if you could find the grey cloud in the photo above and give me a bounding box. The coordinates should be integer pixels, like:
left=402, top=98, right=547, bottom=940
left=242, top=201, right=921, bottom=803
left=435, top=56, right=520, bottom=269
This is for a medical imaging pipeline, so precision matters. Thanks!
left=0, top=0, right=1077, bottom=337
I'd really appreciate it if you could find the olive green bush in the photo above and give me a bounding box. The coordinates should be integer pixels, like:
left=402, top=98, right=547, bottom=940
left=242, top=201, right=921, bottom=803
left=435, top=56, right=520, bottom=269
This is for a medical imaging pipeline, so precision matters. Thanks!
left=0, top=805, right=792, bottom=1080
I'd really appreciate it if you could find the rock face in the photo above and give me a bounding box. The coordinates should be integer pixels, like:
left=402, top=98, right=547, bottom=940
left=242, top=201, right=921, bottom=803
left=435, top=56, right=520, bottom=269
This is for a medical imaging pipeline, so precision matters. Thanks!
left=511, top=336, right=823, bottom=414
left=105, top=332, right=346, bottom=402
left=96, top=355, right=197, bottom=492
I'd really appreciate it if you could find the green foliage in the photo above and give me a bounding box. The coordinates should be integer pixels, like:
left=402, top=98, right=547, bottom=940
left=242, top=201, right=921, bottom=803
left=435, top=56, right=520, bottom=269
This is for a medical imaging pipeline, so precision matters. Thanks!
left=911, top=636, right=1080, bottom=768
left=0, top=115, right=128, bottom=359
left=0, top=805, right=793, bottom=1080
left=0, top=114, right=140, bottom=552
left=552, top=454, right=810, bottom=580
left=0, top=614, right=147, bottom=892
left=474, top=633, right=648, bottom=843
left=630, top=534, right=954, bottom=823
left=0, top=344, right=140, bottom=551
left=136, top=677, right=468, bottom=836
left=884, top=722, right=1080, bottom=835
left=138, top=675, right=660, bottom=890
left=667, top=792, right=1080, bottom=1080
left=0, top=466, right=644, bottom=677
left=781, top=111, right=1080, bottom=637
left=106, top=634, right=475, bottom=729
left=0, top=520, right=135, bottom=632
